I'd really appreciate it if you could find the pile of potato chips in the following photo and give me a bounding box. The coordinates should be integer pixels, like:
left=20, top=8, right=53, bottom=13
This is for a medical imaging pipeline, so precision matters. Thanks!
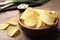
left=0, top=17, right=20, bottom=37
left=20, top=7, right=57, bottom=29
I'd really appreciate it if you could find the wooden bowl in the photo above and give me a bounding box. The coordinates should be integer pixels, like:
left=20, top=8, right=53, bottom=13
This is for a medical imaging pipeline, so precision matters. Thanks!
left=18, top=14, right=59, bottom=37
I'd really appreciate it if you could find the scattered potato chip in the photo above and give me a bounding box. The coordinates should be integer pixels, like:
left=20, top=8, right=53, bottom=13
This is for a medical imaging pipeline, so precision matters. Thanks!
left=20, top=7, right=35, bottom=19
left=0, top=23, right=9, bottom=30
left=7, top=26, right=19, bottom=37
left=6, top=18, right=18, bottom=25
left=24, top=15, right=37, bottom=27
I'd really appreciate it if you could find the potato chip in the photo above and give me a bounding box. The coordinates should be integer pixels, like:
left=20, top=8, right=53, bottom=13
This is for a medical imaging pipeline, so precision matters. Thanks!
left=34, top=9, right=44, bottom=16
left=34, top=9, right=40, bottom=17
left=50, top=11, right=57, bottom=17
left=0, top=23, right=9, bottom=30
left=20, top=7, right=34, bottom=19
left=6, top=17, right=18, bottom=25
left=36, top=19, right=42, bottom=29
left=24, top=15, right=37, bottom=27
left=35, top=9, right=56, bottom=25
left=40, top=15, right=54, bottom=25
left=7, top=26, right=19, bottom=37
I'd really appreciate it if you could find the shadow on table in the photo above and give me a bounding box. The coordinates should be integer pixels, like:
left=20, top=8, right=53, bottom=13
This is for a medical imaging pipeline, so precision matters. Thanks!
left=28, top=28, right=59, bottom=40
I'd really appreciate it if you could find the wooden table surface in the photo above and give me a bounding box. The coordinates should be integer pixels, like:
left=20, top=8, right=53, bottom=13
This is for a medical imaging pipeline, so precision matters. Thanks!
left=0, top=0, right=60, bottom=40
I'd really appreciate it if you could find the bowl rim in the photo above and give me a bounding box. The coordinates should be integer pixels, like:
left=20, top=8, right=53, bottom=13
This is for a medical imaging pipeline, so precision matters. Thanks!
left=18, top=14, right=59, bottom=30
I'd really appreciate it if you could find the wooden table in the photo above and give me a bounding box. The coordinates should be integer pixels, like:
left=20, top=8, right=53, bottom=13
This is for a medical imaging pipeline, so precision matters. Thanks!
left=0, top=0, right=60, bottom=40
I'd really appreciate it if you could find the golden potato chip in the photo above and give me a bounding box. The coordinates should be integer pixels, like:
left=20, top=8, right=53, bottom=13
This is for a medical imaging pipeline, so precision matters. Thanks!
left=7, top=26, right=19, bottom=37
left=24, top=15, right=37, bottom=27
left=34, top=9, right=40, bottom=17
left=0, top=23, right=9, bottom=30
left=20, top=7, right=35, bottom=19
left=34, top=9, right=44, bottom=16
left=50, top=11, right=57, bottom=17
left=36, top=19, right=42, bottom=29
left=6, top=17, right=18, bottom=25
left=35, top=9, right=55, bottom=25
left=41, top=22, right=50, bottom=28
left=40, top=14, right=54, bottom=25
